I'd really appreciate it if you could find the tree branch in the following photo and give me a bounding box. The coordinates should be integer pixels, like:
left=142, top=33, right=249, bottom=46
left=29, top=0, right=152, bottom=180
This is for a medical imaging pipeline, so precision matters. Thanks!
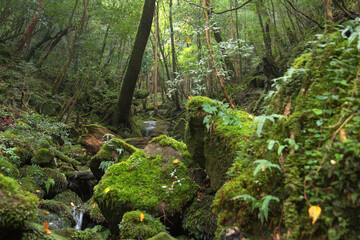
left=183, top=0, right=253, bottom=14
left=284, top=0, right=324, bottom=30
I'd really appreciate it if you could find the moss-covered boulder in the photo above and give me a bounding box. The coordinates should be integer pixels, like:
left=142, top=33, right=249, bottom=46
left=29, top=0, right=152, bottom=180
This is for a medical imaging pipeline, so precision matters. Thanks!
left=119, top=211, right=166, bottom=239
left=20, top=166, right=67, bottom=198
left=0, top=157, right=19, bottom=178
left=185, top=96, right=254, bottom=190
left=144, top=135, right=192, bottom=167
left=54, top=189, right=82, bottom=206
left=32, top=148, right=56, bottom=168
left=21, top=222, right=68, bottom=240
left=182, top=194, right=217, bottom=240
left=93, top=150, right=196, bottom=233
left=90, top=138, right=137, bottom=180
left=80, top=124, right=121, bottom=154
left=35, top=200, right=75, bottom=229
left=0, top=175, right=38, bottom=237
left=53, top=228, right=102, bottom=240
left=84, top=197, right=106, bottom=225
left=148, top=232, right=177, bottom=240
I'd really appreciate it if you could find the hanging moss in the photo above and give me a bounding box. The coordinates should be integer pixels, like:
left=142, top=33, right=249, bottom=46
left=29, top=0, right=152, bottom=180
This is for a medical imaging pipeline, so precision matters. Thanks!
left=0, top=175, right=39, bottom=233
left=119, top=211, right=166, bottom=239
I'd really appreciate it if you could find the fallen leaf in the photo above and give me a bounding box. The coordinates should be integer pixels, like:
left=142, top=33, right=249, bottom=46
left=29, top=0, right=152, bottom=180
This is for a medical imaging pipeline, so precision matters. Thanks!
left=35, top=190, right=41, bottom=193
left=339, top=129, right=347, bottom=142
left=139, top=193, right=142, bottom=197
left=308, top=205, right=321, bottom=225
left=43, top=222, right=51, bottom=234
left=45, top=211, right=50, bottom=215
left=92, top=203, right=96, bottom=208
left=40, top=199, right=44, bottom=201
left=261, top=164, right=266, bottom=172
left=140, top=212, right=145, bottom=222
left=173, top=159, right=179, bottom=164
left=104, top=187, right=110, bottom=193
left=70, top=202, right=75, bottom=207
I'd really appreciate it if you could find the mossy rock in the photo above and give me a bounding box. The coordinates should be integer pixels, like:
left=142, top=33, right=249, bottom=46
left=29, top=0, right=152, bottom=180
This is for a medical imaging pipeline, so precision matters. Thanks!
left=21, top=222, right=68, bottom=240
left=21, top=166, right=67, bottom=198
left=32, top=148, right=56, bottom=168
left=37, top=200, right=75, bottom=228
left=0, top=157, right=20, bottom=178
left=172, top=118, right=187, bottom=141
left=119, top=211, right=166, bottom=239
left=53, top=189, right=82, bottom=206
left=39, top=100, right=62, bottom=116
left=0, top=175, right=39, bottom=235
left=53, top=228, right=102, bottom=240
left=93, top=150, right=196, bottom=233
left=182, top=194, right=217, bottom=240
left=148, top=232, right=177, bottom=240
left=84, top=197, right=106, bottom=224
left=185, top=96, right=254, bottom=190
left=145, top=135, right=192, bottom=167
left=90, top=138, right=137, bottom=180
left=79, top=124, right=121, bottom=155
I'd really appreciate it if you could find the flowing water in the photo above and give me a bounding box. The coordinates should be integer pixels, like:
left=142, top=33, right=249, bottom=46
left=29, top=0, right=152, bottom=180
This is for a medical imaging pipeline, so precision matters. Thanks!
left=142, top=120, right=157, bottom=137
left=71, top=204, right=84, bottom=230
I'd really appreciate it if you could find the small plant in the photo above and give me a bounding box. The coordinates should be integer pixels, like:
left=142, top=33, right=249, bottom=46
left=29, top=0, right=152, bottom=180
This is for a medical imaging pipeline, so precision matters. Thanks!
left=45, top=177, right=55, bottom=194
left=253, top=159, right=281, bottom=176
left=231, top=194, right=279, bottom=225
left=254, top=114, right=283, bottom=137
left=99, top=161, right=114, bottom=172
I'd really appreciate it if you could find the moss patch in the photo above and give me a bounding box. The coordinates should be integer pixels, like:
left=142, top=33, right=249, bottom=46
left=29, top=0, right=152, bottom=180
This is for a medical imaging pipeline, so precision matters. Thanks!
left=0, top=175, right=38, bottom=232
left=32, top=148, right=56, bottom=168
left=0, top=157, right=19, bottom=178
left=119, top=211, right=166, bottom=239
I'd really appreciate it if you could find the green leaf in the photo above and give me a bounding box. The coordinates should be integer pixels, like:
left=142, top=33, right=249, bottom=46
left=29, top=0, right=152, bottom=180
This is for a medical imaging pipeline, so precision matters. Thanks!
left=260, top=195, right=279, bottom=222
left=312, top=109, right=323, bottom=115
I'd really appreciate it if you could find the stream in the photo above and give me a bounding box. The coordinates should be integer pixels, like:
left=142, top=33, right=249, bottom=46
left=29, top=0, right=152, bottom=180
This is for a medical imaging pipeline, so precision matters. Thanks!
left=142, top=120, right=157, bottom=137
left=71, top=204, right=84, bottom=230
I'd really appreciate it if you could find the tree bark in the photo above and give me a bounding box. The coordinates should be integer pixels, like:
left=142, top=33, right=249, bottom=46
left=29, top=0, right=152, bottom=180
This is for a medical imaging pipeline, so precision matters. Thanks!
left=13, top=0, right=44, bottom=57
left=324, top=0, right=334, bottom=32
left=113, top=0, right=156, bottom=128
left=154, top=5, right=159, bottom=112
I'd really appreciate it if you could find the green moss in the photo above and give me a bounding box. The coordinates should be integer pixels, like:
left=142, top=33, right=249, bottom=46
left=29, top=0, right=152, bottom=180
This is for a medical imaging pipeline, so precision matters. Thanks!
left=53, top=228, right=102, bottom=240
left=84, top=197, right=106, bottom=224
left=21, top=222, right=68, bottom=240
left=35, top=200, right=75, bottom=228
left=183, top=194, right=217, bottom=240
left=148, top=232, right=177, bottom=240
left=32, top=148, right=56, bottom=168
left=119, top=211, right=165, bottom=239
left=90, top=138, right=137, bottom=180
left=185, top=96, right=254, bottom=190
left=0, top=157, right=19, bottom=178
left=93, top=150, right=196, bottom=233
left=53, top=189, right=82, bottom=206
left=0, top=175, right=39, bottom=231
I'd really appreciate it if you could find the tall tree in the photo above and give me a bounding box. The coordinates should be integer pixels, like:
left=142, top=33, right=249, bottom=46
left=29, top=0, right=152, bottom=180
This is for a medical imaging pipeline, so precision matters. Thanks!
left=13, top=0, right=44, bottom=57
left=110, top=0, right=156, bottom=131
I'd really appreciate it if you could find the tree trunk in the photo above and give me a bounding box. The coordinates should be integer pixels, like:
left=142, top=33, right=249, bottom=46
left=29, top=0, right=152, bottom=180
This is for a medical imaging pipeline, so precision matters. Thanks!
left=112, top=0, right=156, bottom=130
left=13, top=0, right=44, bottom=57
left=324, top=0, right=333, bottom=32
left=170, top=0, right=181, bottom=111
left=154, top=5, right=159, bottom=112
left=25, top=28, right=53, bottom=61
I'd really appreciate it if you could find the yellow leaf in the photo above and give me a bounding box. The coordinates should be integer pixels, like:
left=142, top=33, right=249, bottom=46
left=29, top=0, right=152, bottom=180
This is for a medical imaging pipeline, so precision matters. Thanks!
left=45, top=211, right=50, bottom=215
left=35, top=190, right=41, bottom=193
left=339, top=129, right=347, bottom=142
left=140, top=212, right=145, bottom=222
left=44, top=222, right=52, bottom=234
left=308, top=205, right=321, bottom=225
left=70, top=202, right=75, bottom=207
left=261, top=164, right=266, bottom=172
left=93, top=203, right=96, bottom=208
left=173, top=159, right=179, bottom=164
left=104, top=187, right=110, bottom=193
left=185, top=35, right=191, bottom=44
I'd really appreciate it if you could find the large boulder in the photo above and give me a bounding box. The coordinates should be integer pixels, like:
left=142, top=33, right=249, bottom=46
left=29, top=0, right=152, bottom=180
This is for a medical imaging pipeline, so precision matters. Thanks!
left=89, top=138, right=137, bottom=180
left=93, top=149, right=196, bottom=234
left=31, top=148, right=56, bottom=168
left=0, top=175, right=39, bottom=238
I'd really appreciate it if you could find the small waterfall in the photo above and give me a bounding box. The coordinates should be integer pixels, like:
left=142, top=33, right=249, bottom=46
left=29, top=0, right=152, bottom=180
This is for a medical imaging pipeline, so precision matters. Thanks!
left=143, top=121, right=157, bottom=137
left=71, top=204, right=84, bottom=230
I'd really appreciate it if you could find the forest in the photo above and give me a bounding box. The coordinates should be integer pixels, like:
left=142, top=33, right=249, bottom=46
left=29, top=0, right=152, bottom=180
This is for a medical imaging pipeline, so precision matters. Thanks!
left=0, top=0, right=359, bottom=239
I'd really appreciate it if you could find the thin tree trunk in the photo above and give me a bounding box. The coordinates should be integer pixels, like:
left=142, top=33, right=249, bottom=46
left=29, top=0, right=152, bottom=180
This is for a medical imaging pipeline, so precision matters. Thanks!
left=154, top=5, right=159, bottom=112
left=13, top=0, right=44, bottom=57
left=52, top=0, right=88, bottom=94
left=25, top=28, right=53, bottom=61
left=170, top=0, right=181, bottom=111
left=230, top=0, right=239, bottom=81
left=203, top=0, right=235, bottom=108
left=324, top=0, right=334, bottom=32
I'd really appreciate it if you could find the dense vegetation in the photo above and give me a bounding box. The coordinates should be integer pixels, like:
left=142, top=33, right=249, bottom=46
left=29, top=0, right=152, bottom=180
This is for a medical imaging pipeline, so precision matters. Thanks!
left=0, top=0, right=359, bottom=239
